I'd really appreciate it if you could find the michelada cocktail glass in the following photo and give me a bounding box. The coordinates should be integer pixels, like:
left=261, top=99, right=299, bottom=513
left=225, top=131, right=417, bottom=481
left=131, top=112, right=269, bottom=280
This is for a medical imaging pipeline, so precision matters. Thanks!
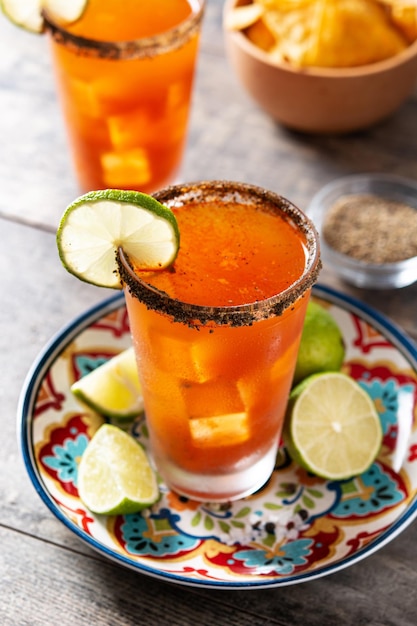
left=43, top=0, right=205, bottom=193
left=118, top=181, right=321, bottom=502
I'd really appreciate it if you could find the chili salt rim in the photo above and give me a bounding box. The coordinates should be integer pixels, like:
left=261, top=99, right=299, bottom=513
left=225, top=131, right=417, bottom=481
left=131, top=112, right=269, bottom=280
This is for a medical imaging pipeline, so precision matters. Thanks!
left=42, top=0, right=205, bottom=60
left=116, top=180, right=321, bottom=328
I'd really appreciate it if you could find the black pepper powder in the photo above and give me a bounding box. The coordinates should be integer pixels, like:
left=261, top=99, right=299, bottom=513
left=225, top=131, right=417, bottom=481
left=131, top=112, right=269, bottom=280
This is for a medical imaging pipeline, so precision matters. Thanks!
left=322, top=193, right=417, bottom=264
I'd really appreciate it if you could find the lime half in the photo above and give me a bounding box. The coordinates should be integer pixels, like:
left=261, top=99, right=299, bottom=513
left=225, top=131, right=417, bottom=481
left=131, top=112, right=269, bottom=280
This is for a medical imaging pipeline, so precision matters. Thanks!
left=284, top=372, right=383, bottom=480
left=71, top=347, right=143, bottom=420
left=78, top=424, right=159, bottom=515
left=57, top=189, right=180, bottom=289
left=1, top=0, right=88, bottom=33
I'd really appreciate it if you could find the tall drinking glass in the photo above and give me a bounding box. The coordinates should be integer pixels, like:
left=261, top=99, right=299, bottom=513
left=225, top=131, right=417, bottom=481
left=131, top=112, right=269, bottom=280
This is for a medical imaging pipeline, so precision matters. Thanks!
left=118, top=181, right=321, bottom=502
left=43, top=0, right=205, bottom=193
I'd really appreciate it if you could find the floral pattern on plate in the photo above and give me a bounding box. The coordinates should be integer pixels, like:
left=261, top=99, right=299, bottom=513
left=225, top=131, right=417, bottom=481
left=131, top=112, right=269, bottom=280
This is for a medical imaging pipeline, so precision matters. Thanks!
left=19, top=285, right=417, bottom=588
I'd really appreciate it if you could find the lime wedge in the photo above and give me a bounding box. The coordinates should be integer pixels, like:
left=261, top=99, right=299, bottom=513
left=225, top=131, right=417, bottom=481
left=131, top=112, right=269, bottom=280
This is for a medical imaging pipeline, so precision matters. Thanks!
left=78, top=424, right=159, bottom=515
left=1, top=0, right=88, bottom=33
left=283, top=372, right=383, bottom=480
left=71, top=347, right=143, bottom=420
left=57, top=189, right=180, bottom=289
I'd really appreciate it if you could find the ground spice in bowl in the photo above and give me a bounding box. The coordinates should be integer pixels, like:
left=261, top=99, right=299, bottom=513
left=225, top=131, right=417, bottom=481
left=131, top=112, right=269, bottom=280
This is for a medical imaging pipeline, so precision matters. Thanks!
left=322, top=193, right=417, bottom=264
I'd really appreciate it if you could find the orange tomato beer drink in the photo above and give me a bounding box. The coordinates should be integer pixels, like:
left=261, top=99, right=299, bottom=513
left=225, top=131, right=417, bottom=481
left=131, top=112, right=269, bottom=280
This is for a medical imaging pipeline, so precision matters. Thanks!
left=43, top=0, right=205, bottom=193
left=118, top=182, right=321, bottom=501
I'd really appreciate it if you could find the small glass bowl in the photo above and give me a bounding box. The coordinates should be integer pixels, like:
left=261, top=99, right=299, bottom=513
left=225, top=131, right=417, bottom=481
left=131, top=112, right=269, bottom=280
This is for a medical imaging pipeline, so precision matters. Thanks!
left=307, top=173, right=417, bottom=289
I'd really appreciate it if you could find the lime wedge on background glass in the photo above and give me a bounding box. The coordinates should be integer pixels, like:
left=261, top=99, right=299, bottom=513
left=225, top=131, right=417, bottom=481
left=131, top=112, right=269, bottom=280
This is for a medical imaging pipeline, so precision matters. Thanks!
left=56, top=189, right=180, bottom=289
left=71, top=347, right=143, bottom=420
left=1, top=0, right=88, bottom=33
left=43, top=0, right=89, bottom=24
left=283, top=372, right=383, bottom=480
left=78, top=424, right=159, bottom=515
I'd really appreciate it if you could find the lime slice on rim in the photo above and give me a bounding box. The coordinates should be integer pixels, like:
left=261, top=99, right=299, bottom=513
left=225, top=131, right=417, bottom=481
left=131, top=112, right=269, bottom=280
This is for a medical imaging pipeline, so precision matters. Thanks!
left=57, top=189, right=180, bottom=289
left=71, top=347, right=143, bottom=420
left=78, top=424, right=159, bottom=515
left=1, top=0, right=88, bottom=33
left=283, top=372, right=383, bottom=480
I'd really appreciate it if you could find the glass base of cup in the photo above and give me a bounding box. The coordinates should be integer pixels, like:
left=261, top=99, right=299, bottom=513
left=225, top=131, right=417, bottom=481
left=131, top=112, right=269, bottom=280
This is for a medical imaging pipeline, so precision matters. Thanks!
left=154, top=442, right=279, bottom=503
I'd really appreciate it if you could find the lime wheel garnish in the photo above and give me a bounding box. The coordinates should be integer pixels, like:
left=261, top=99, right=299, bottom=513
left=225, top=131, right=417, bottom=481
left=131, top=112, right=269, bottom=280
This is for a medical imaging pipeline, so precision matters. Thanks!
left=1, top=0, right=88, bottom=33
left=56, top=189, right=180, bottom=289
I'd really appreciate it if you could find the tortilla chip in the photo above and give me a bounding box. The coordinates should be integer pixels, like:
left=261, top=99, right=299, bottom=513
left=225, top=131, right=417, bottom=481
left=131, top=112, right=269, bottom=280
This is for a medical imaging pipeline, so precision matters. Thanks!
left=227, top=0, right=413, bottom=67
left=258, top=0, right=322, bottom=65
left=245, top=17, right=276, bottom=50
left=309, top=0, right=408, bottom=68
left=382, top=1, right=417, bottom=42
left=224, top=3, right=264, bottom=31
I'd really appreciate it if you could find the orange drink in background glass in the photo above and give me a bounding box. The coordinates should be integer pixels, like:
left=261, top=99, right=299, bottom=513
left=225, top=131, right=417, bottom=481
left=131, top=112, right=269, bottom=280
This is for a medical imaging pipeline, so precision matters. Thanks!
left=118, top=181, right=321, bottom=502
left=43, top=0, right=205, bottom=193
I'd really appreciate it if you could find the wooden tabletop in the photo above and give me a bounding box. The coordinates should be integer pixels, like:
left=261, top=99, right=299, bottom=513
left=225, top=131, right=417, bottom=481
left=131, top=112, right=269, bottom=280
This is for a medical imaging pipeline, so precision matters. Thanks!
left=1, top=2, right=417, bottom=624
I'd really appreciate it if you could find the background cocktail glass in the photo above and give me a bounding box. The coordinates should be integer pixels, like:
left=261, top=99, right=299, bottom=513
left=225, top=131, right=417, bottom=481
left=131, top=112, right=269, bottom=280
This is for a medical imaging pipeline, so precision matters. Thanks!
left=44, top=0, right=205, bottom=193
left=118, top=181, right=321, bottom=502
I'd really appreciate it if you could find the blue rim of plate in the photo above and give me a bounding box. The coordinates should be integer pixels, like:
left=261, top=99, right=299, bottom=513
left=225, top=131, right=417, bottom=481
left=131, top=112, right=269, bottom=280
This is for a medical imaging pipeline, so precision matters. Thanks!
left=17, top=284, right=417, bottom=589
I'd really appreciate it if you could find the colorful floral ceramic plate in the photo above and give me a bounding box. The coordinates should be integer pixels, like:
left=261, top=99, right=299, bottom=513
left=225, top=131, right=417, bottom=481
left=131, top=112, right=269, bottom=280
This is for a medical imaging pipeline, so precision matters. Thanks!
left=18, top=284, right=417, bottom=589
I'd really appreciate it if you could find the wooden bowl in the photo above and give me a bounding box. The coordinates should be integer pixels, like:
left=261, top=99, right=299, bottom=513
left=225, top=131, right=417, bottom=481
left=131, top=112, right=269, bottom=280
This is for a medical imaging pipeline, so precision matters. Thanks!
left=223, top=0, right=417, bottom=134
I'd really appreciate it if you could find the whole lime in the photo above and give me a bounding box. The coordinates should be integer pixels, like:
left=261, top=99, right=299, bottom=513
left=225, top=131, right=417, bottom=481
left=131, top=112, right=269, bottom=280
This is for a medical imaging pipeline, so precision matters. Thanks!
left=293, top=301, right=345, bottom=386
